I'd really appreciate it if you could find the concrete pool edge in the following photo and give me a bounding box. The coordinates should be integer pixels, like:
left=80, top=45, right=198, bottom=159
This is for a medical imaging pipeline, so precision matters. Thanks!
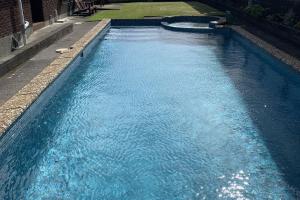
left=0, top=19, right=111, bottom=136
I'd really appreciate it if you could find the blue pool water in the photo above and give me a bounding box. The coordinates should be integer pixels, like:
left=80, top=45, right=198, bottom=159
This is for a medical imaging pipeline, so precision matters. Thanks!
left=1, top=27, right=300, bottom=199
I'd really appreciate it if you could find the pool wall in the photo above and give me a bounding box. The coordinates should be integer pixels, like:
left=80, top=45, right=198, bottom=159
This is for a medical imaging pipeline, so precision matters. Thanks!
left=231, top=26, right=300, bottom=71
left=111, top=19, right=162, bottom=26
left=0, top=19, right=111, bottom=137
left=230, top=28, right=300, bottom=78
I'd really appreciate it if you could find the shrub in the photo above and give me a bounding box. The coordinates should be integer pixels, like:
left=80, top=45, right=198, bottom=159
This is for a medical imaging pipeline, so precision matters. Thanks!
left=294, top=21, right=300, bottom=30
left=266, top=14, right=284, bottom=23
left=244, top=4, right=265, bottom=18
left=282, top=10, right=297, bottom=26
left=283, top=16, right=297, bottom=26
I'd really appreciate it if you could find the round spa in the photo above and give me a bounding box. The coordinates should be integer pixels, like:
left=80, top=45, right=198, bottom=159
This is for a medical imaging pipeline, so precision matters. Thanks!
left=161, top=16, right=223, bottom=33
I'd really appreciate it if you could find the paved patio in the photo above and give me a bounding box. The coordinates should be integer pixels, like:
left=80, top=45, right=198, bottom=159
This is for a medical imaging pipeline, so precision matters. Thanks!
left=0, top=17, right=98, bottom=106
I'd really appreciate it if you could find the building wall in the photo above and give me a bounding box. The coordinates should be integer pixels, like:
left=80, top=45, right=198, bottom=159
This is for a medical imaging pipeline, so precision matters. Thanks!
left=0, top=0, right=32, bottom=57
left=42, top=0, right=68, bottom=22
left=43, top=0, right=58, bottom=21
left=0, top=0, right=68, bottom=57
left=0, top=0, right=68, bottom=39
left=0, top=0, right=32, bottom=38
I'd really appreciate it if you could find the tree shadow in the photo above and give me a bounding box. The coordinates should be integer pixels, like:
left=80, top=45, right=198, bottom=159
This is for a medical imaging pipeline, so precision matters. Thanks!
left=185, top=1, right=225, bottom=16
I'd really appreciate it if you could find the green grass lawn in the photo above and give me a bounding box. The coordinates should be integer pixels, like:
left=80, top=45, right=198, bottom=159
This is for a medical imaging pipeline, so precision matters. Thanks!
left=89, top=1, right=223, bottom=20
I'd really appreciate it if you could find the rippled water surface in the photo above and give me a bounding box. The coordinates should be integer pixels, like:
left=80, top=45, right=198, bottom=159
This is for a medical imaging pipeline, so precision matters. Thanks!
left=1, top=27, right=300, bottom=199
left=169, top=22, right=209, bottom=28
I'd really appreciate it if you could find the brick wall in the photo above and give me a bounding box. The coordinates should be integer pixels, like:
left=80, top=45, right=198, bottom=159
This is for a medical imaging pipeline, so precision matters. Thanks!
left=42, top=0, right=68, bottom=21
left=42, top=0, right=57, bottom=21
left=0, top=0, right=68, bottom=39
left=0, top=0, right=32, bottom=38
left=0, top=0, right=69, bottom=57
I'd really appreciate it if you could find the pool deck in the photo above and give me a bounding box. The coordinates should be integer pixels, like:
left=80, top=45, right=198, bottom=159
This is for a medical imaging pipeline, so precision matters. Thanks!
left=0, top=18, right=300, bottom=136
left=0, top=18, right=98, bottom=106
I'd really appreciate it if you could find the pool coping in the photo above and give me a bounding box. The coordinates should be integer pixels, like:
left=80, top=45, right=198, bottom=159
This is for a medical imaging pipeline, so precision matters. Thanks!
left=0, top=18, right=300, bottom=137
left=0, top=19, right=111, bottom=136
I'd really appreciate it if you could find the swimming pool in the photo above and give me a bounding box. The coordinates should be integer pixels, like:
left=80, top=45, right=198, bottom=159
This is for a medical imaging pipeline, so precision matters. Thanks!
left=1, top=26, right=300, bottom=199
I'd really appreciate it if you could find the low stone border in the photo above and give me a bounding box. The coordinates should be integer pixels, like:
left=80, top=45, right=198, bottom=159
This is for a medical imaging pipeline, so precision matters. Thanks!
left=0, top=19, right=111, bottom=136
left=231, top=26, right=300, bottom=71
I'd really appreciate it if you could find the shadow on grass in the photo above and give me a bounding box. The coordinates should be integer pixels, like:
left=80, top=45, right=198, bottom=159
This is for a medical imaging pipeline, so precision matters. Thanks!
left=186, top=1, right=225, bottom=16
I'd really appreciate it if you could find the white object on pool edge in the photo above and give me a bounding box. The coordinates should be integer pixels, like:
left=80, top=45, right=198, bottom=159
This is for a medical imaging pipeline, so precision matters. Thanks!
left=55, top=48, right=70, bottom=54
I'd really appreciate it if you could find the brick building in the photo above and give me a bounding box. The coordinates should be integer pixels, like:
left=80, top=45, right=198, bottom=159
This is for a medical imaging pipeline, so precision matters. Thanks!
left=0, top=0, right=69, bottom=57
